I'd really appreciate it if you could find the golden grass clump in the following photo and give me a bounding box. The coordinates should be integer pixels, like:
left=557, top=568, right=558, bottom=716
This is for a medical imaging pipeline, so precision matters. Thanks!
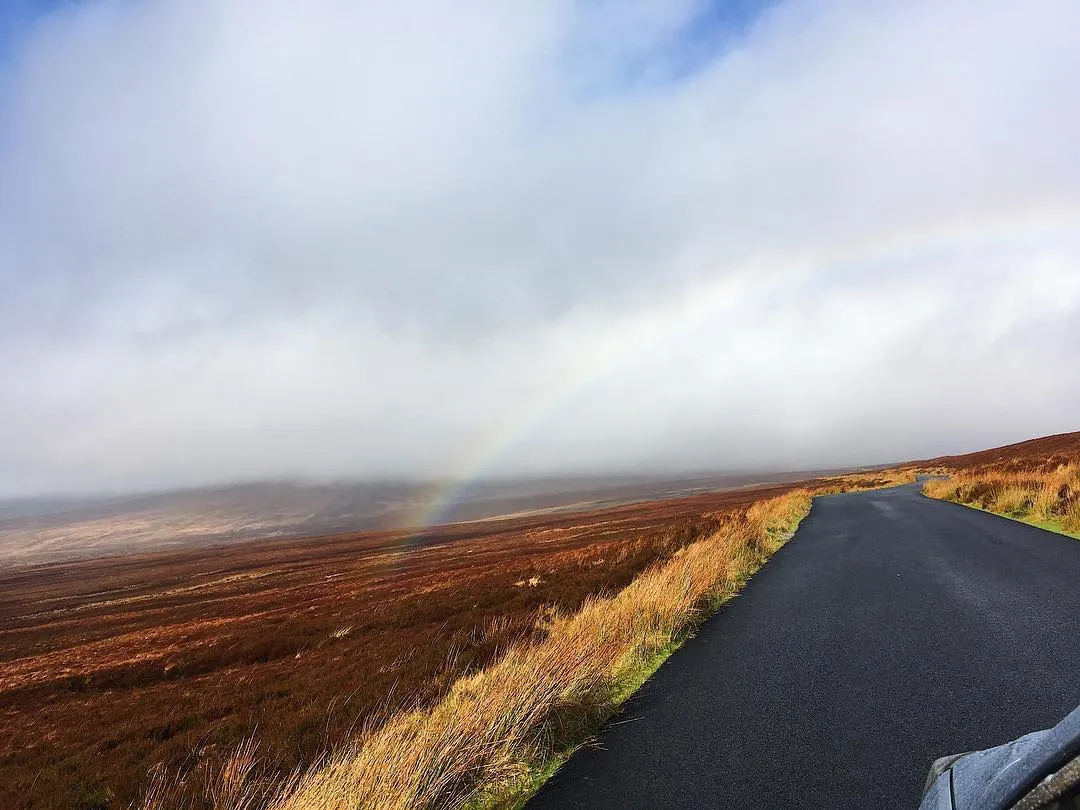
left=923, top=464, right=1080, bottom=534
left=139, top=739, right=300, bottom=810
left=1064, top=495, right=1080, bottom=534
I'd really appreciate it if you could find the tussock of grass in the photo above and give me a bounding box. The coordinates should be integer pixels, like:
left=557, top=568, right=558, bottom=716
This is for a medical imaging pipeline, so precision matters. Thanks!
left=923, top=464, right=1080, bottom=537
left=140, top=738, right=302, bottom=810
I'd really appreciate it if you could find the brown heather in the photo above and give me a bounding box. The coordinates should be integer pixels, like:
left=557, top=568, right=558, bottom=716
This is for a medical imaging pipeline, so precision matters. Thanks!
left=0, top=481, right=810, bottom=809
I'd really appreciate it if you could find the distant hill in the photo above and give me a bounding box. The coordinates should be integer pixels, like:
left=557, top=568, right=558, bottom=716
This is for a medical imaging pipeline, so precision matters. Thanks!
left=918, top=430, right=1080, bottom=471
left=7, top=429, right=1075, bottom=567
left=0, top=470, right=839, bottom=566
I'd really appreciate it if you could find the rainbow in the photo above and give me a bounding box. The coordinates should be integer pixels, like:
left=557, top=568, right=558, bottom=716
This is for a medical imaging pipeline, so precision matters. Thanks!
left=403, top=203, right=1080, bottom=537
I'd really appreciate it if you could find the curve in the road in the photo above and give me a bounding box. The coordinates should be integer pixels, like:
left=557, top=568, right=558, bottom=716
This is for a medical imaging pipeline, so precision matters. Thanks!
left=529, top=483, right=1080, bottom=808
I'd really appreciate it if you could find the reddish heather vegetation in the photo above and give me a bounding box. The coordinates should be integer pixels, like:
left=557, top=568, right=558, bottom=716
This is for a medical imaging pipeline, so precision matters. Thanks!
left=1, top=482, right=814, bottom=810
left=917, top=430, right=1080, bottom=473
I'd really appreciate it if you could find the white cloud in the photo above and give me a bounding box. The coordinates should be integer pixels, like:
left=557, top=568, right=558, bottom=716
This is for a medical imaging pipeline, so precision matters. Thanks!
left=1, top=0, right=1079, bottom=495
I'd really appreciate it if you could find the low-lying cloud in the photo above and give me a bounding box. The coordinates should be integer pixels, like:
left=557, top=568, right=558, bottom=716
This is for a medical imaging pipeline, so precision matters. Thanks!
left=2, top=0, right=1079, bottom=495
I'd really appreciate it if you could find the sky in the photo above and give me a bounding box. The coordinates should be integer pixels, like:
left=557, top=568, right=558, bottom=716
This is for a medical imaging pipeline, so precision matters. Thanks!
left=1, top=0, right=1079, bottom=497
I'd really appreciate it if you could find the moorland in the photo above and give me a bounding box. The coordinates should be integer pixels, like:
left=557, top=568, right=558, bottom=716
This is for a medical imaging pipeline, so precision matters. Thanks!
left=4, top=431, right=1079, bottom=809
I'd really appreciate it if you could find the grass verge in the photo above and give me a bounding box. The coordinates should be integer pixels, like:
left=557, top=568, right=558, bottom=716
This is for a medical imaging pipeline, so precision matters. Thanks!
left=922, top=465, right=1080, bottom=540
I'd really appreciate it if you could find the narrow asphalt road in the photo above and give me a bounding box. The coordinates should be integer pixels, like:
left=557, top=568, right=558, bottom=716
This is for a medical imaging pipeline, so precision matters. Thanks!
left=529, top=483, right=1080, bottom=808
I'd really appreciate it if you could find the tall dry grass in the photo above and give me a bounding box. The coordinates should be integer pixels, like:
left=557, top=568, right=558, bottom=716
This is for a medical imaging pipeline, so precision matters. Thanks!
left=923, top=464, right=1080, bottom=534
left=135, top=491, right=811, bottom=810
left=138, top=738, right=302, bottom=810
